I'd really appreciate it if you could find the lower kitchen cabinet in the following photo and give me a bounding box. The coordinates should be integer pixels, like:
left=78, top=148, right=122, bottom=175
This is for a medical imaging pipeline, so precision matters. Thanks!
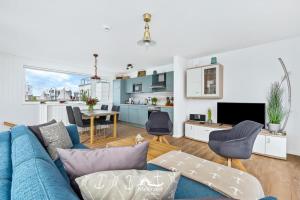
left=119, top=105, right=129, bottom=122
left=161, top=107, right=174, bottom=123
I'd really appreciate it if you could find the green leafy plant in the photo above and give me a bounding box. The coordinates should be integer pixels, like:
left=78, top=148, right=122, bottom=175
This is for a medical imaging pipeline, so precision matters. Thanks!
left=207, top=108, right=212, bottom=121
left=267, top=82, right=285, bottom=124
left=151, top=97, right=158, bottom=105
left=80, top=90, right=88, bottom=102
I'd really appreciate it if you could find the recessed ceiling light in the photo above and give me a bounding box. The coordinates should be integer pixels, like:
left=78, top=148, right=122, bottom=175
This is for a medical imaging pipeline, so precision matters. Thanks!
left=103, top=25, right=111, bottom=32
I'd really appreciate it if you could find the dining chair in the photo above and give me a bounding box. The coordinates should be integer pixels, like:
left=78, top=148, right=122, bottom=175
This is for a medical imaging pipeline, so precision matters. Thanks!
left=73, top=107, right=90, bottom=134
left=66, top=106, right=76, bottom=125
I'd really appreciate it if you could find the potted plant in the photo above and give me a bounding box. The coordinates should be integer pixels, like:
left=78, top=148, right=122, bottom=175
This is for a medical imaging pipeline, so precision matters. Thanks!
left=86, top=97, right=98, bottom=112
left=267, top=82, right=285, bottom=133
left=151, top=97, right=158, bottom=105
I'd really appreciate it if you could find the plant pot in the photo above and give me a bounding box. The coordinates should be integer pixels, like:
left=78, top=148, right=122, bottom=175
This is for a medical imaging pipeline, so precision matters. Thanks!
left=268, top=123, right=281, bottom=133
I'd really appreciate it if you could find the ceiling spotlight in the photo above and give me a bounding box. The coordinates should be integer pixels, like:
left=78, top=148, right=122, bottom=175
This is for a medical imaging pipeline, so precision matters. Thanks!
left=137, top=13, right=156, bottom=47
left=103, top=25, right=111, bottom=32
left=126, top=64, right=133, bottom=70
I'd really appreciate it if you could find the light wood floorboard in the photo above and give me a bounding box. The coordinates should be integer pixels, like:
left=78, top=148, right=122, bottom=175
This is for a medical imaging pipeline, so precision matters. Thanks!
left=82, top=122, right=300, bottom=200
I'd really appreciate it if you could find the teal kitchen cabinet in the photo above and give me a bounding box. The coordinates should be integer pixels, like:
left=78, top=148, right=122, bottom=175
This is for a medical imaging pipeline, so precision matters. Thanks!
left=126, top=79, right=133, bottom=93
left=128, top=106, right=139, bottom=123
left=119, top=105, right=129, bottom=122
left=166, top=71, right=174, bottom=92
left=138, top=106, right=148, bottom=125
left=161, top=107, right=174, bottom=123
left=142, top=75, right=152, bottom=93
left=113, top=80, right=128, bottom=105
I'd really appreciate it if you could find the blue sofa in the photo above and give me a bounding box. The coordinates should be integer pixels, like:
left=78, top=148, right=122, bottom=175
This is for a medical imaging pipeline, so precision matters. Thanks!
left=0, top=125, right=276, bottom=200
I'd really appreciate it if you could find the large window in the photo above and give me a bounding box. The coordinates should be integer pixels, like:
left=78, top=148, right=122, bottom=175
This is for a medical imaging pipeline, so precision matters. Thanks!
left=25, top=67, right=88, bottom=102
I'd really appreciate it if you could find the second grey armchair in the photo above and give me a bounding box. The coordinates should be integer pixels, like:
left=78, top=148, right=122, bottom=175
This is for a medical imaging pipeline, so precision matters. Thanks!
left=208, top=120, right=263, bottom=171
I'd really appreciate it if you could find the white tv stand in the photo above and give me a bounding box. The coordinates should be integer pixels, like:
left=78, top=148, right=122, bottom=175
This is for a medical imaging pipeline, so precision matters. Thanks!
left=185, top=120, right=287, bottom=160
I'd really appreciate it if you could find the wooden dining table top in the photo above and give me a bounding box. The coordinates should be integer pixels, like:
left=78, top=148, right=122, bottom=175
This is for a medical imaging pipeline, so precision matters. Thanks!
left=81, top=110, right=119, bottom=117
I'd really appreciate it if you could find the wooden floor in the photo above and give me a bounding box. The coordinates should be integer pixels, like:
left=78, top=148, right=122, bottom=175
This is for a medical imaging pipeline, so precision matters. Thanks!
left=82, top=122, right=300, bottom=200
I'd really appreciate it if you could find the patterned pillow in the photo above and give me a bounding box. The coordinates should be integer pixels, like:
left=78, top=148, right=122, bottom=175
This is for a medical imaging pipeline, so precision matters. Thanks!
left=75, top=170, right=180, bottom=200
left=40, top=121, right=73, bottom=160
left=28, top=119, right=57, bottom=147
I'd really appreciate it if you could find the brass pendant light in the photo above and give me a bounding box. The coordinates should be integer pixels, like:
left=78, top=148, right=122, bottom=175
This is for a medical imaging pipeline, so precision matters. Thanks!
left=137, top=13, right=156, bottom=46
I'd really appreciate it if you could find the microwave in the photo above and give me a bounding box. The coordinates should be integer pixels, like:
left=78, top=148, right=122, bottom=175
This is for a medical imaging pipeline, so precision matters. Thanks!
left=133, top=83, right=142, bottom=92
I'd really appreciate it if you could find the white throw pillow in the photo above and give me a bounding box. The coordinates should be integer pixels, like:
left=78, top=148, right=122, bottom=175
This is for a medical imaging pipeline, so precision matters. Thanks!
left=75, top=170, right=180, bottom=200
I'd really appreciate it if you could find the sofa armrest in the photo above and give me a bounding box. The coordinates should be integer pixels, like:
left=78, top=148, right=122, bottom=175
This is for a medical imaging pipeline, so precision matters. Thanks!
left=66, top=125, right=80, bottom=145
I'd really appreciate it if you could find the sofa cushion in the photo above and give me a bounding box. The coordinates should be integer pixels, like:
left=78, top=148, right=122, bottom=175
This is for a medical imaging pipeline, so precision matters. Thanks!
left=65, top=125, right=80, bottom=145
left=57, top=141, right=149, bottom=179
left=0, top=179, right=11, bottom=200
left=10, top=125, right=53, bottom=168
left=0, top=132, right=12, bottom=180
left=11, top=158, right=79, bottom=200
left=0, top=131, right=12, bottom=200
left=28, top=119, right=57, bottom=147
left=40, top=122, right=73, bottom=160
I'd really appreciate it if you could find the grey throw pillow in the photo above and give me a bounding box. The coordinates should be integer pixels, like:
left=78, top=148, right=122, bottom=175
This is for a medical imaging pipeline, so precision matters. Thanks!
left=57, top=141, right=149, bottom=179
left=28, top=119, right=57, bottom=147
left=40, top=121, right=73, bottom=160
left=75, top=170, right=180, bottom=200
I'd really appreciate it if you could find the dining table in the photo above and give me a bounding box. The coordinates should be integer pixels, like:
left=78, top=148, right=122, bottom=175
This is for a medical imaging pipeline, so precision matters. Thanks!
left=81, top=110, right=119, bottom=144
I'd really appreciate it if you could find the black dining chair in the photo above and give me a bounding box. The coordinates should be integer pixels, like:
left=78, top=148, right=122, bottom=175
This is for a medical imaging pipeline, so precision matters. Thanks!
left=73, top=107, right=90, bottom=129
left=104, top=105, right=120, bottom=124
left=208, top=120, right=263, bottom=171
left=145, top=111, right=173, bottom=144
left=66, top=106, right=76, bottom=125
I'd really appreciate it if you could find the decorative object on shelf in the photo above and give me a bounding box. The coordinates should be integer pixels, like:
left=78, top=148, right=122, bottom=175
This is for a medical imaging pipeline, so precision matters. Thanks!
left=137, top=70, right=146, bottom=77
left=126, top=64, right=133, bottom=70
left=153, top=70, right=157, bottom=75
left=151, top=97, right=158, bottom=105
left=86, top=97, right=98, bottom=112
left=267, top=81, right=285, bottom=133
left=207, top=108, right=213, bottom=124
left=91, top=54, right=100, bottom=80
left=135, top=134, right=145, bottom=144
left=211, top=57, right=217, bottom=64
left=278, top=58, right=291, bottom=132
left=137, top=13, right=156, bottom=47
left=165, top=97, right=171, bottom=106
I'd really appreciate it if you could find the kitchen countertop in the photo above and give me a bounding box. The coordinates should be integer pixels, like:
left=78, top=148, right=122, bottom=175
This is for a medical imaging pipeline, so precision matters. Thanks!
left=120, top=104, right=173, bottom=108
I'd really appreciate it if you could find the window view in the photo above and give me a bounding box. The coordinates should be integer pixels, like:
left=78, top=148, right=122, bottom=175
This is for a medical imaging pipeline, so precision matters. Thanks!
left=25, top=67, right=88, bottom=102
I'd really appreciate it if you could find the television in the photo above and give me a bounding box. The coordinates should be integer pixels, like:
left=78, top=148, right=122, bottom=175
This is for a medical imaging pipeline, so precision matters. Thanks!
left=217, top=102, right=265, bottom=127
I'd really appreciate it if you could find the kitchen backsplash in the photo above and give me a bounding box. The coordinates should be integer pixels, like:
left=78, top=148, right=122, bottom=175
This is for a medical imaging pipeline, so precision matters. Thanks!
left=130, top=92, right=173, bottom=105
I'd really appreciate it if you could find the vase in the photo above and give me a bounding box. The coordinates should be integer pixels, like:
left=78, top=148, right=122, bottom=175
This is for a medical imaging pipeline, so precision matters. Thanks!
left=268, top=123, right=281, bottom=133
left=88, top=105, right=94, bottom=112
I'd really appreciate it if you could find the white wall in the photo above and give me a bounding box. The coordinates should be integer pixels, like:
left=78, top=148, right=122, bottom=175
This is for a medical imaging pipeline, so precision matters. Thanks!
left=0, top=52, right=114, bottom=125
left=173, top=36, right=300, bottom=155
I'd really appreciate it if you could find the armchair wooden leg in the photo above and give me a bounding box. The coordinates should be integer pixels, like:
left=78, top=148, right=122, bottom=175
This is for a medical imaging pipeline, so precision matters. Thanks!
left=162, top=136, right=170, bottom=144
left=152, top=136, right=158, bottom=141
left=232, top=159, right=247, bottom=172
left=227, top=158, right=232, bottom=167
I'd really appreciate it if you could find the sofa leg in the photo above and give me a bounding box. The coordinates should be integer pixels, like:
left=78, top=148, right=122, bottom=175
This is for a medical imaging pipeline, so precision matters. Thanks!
left=227, top=158, right=232, bottom=167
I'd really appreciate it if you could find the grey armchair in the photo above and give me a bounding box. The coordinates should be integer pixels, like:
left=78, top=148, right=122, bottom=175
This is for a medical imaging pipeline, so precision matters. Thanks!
left=145, top=111, right=173, bottom=144
left=208, top=120, right=263, bottom=171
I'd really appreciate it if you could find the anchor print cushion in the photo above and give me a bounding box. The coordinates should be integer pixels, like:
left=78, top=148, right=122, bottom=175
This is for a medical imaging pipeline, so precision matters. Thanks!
left=40, top=121, right=73, bottom=160
left=75, top=170, right=180, bottom=200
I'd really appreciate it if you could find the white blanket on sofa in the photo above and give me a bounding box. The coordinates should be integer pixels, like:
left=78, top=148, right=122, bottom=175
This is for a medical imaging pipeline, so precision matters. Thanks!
left=149, top=151, right=264, bottom=200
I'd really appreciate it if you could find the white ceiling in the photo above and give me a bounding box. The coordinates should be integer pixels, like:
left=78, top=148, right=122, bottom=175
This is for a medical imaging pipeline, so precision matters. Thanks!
left=0, top=0, right=300, bottom=73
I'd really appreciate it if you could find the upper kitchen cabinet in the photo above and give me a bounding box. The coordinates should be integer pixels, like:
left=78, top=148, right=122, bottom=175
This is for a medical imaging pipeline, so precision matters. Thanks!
left=125, top=78, right=133, bottom=93
left=113, top=79, right=128, bottom=105
left=186, top=64, right=223, bottom=99
left=166, top=71, right=174, bottom=92
left=143, top=75, right=152, bottom=93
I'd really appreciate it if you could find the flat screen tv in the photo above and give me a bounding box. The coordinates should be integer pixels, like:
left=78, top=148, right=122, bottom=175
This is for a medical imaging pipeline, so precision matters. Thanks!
left=217, top=102, right=265, bottom=127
